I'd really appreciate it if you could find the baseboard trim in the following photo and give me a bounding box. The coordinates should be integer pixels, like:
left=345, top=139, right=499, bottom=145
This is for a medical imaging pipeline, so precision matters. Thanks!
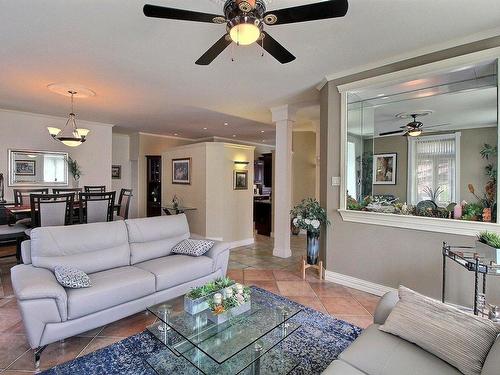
left=324, top=270, right=397, bottom=297
left=228, top=238, right=255, bottom=249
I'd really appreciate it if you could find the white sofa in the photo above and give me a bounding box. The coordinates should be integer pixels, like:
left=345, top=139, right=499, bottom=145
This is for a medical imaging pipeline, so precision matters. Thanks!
left=11, top=214, right=230, bottom=365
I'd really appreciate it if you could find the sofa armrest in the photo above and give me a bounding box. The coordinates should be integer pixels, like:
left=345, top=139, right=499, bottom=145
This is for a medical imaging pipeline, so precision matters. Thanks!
left=203, top=241, right=231, bottom=276
left=482, top=334, right=500, bottom=375
left=373, top=291, right=399, bottom=325
left=21, top=240, right=32, bottom=264
left=11, top=264, right=68, bottom=321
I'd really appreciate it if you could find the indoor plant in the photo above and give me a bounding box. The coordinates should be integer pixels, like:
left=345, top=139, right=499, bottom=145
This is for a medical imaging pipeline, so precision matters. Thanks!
left=66, top=157, right=82, bottom=187
left=184, top=277, right=235, bottom=314
left=476, top=231, right=500, bottom=265
left=291, top=198, right=330, bottom=265
left=207, top=284, right=251, bottom=324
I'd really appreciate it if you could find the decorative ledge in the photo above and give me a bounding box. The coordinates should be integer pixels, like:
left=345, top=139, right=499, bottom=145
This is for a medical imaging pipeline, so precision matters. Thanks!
left=338, top=209, right=500, bottom=237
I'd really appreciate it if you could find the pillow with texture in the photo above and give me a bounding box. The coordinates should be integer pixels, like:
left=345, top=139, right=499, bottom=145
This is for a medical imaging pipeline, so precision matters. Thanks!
left=172, top=239, right=214, bottom=256
left=55, top=266, right=91, bottom=289
left=379, top=286, right=500, bottom=375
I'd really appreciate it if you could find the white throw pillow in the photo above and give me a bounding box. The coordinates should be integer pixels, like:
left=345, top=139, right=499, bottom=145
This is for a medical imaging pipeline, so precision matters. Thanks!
left=379, top=286, right=500, bottom=375
left=54, top=266, right=91, bottom=289
left=172, top=239, right=214, bottom=256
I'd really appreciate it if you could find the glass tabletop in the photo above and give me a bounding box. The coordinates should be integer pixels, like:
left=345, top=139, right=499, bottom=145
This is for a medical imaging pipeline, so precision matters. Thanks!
left=148, top=292, right=302, bottom=365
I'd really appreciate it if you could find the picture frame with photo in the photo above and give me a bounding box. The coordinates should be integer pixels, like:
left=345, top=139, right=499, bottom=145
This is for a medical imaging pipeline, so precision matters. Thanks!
left=373, top=153, right=397, bottom=185
left=111, top=165, right=121, bottom=179
left=234, top=170, right=248, bottom=190
left=15, top=160, right=36, bottom=176
left=172, top=158, right=191, bottom=185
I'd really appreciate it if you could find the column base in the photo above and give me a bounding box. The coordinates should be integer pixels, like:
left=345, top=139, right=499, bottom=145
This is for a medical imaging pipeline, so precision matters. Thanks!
left=273, top=247, right=292, bottom=259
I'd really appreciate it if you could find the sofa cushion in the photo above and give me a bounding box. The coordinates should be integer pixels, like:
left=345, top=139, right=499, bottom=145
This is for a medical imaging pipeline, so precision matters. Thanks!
left=322, top=360, right=367, bottom=375
left=379, top=286, right=500, bottom=375
left=66, top=266, right=155, bottom=319
left=55, top=266, right=91, bottom=289
left=135, top=255, right=213, bottom=291
left=126, top=215, right=190, bottom=264
left=339, top=325, right=462, bottom=375
left=30, top=221, right=130, bottom=274
left=172, top=239, right=214, bottom=257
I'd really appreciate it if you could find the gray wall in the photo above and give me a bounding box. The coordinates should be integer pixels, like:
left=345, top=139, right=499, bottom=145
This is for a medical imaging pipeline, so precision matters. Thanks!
left=319, top=37, right=500, bottom=307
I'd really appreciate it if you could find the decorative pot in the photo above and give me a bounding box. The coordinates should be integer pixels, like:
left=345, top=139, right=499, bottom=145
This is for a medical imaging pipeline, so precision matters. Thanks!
left=307, top=231, right=320, bottom=265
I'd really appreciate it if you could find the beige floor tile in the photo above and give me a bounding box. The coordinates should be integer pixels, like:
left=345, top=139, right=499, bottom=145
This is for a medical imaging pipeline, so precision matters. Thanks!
left=276, top=281, right=315, bottom=297
left=272, top=270, right=302, bottom=281
left=226, top=269, right=243, bottom=280
left=246, top=280, right=280, bottom=294
left=309, top=282, right=352, bottom=298
left=98, top=312, right=156, bottom=338
left=243, top=269, right=275, bottom=281
left=335, top=315, right=374, bottom=329
left=0, top=334, right=30, bottom=369
left=320, top=297, right=371, bottom=316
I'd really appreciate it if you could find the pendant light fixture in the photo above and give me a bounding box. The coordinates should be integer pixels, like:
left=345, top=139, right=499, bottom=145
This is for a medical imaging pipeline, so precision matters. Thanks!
left=47, top=90, right=90, bottom=147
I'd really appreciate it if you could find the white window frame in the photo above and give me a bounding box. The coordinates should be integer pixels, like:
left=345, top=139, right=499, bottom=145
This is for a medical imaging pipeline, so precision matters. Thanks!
left=336, top=47, right=500, bottom=236
left=407, top=132, right=461, bottom=205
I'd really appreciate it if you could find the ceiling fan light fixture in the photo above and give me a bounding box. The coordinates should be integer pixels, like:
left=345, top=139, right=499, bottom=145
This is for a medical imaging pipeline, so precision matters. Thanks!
left=407, top=128, right=422, bottom=137
left=229, top=22, right=261, bottom=45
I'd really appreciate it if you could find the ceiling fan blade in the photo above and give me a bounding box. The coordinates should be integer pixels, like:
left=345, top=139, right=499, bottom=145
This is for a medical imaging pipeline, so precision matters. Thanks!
left=260, top=32, right=295, bottom=64
left=379, top=130, right=405, bottom=136
left=424, top=123, right=452, bottom=130
left=196, top=35, right=232, bottom=65
left=143, top=4, right=223, bottom=24
left=264, top=0, right=348, bottom=26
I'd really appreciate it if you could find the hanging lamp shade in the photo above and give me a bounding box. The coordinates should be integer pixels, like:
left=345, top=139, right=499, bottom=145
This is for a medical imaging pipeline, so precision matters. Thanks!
left=47, top=90, right=90, bottom=147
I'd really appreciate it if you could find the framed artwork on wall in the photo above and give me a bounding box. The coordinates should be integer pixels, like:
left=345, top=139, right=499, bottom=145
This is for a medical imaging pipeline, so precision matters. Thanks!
left=373, top=153, right=397, bottom=185
left=234, top=170, right=248, bottom=190
left=111, top=165, right=122, bottom=179
left=172, top=158, right=191, bottom=185
left=15, top=160, right=36, bottom=176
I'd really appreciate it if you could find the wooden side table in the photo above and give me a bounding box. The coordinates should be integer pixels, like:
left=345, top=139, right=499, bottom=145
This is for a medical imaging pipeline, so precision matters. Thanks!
left=301, top=256, right=323, bottom=280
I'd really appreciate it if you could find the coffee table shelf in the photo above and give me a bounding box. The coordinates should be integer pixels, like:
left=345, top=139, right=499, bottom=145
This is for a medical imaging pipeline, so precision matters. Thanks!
left=146, top=292, right=302, bottom=374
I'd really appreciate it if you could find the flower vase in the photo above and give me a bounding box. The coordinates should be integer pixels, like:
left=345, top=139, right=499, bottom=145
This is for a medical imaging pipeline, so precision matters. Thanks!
left=307, top=231, right=320, bottom=265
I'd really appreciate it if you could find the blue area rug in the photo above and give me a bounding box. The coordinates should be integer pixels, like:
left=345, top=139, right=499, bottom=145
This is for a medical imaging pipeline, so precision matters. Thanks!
left=42, top=287, right=362, bottom=375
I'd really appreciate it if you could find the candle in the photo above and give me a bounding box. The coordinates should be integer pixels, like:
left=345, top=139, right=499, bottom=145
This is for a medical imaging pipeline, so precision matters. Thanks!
left=453, top=203, right=462, bottom=219
left=235, top=283, right=244, bottom=294
left=213, top=293, right=222, bottom=305
left=224, top=287, right=233, bottom=298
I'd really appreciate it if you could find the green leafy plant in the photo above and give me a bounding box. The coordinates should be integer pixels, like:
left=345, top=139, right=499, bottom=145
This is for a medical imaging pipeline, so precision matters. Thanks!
left=462, top=202, right=484, bottom=221
left=291, top=198, right=330, bottom=234
left=186, top=277, right=235, bottom=299
left=481, top=144, right=497, bottom=184
left=477, top=231, right=500, bottom=248
left=207, top=286, right=251, bottom=315
left=66, top=157, right=82, bottom=181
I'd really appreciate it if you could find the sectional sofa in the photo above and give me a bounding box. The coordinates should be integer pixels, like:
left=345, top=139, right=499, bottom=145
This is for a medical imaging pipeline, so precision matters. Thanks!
left=10, top=214, right=230, bottom=365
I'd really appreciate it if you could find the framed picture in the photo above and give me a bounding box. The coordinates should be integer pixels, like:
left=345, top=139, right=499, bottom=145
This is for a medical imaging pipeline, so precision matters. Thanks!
left=234, top=170, right=248, bottom=190
left=111, top=165, right=121, bottom=179
left=373, top=153, right=397, bottom=185
left=15, top=160, right=36, bottom=176
left=172, top=158, right=191, bottom=185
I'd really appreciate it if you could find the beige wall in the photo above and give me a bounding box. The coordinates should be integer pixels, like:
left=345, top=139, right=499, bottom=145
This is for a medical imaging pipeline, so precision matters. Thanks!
left=0, top=109, right=113, bottom=200
left=111, top=133, right=132, bottom=203
left=162, top=142, right=254, bottom=243
left=320, top=37, right=500, bottom=307
left=292, top=131, right=316, bottom=206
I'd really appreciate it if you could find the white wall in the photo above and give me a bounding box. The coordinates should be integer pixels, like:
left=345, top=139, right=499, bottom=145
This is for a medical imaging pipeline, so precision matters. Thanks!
left=0, top=109, right=113, bottom=201
left=111, top=133, right=132, bottom=204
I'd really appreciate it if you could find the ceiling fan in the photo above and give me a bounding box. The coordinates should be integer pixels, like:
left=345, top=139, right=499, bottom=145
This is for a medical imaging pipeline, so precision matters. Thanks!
left=143, top=0, right=349, bottom=65
left=379, top=112, right=450, bottom=137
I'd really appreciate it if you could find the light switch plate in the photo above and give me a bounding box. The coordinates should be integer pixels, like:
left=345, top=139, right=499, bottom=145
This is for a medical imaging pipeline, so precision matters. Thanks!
left=331, top=176, right=341, bottom=186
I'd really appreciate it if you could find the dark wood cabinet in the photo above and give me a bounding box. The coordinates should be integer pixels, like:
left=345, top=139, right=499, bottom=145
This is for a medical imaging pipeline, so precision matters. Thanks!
left=254, top=160, right=264, bottom=184
left=254, top=201, right=272, bottom=236
left=146, top=156, right=162, bottom=217
left=262, top=153, right=273, bottom=188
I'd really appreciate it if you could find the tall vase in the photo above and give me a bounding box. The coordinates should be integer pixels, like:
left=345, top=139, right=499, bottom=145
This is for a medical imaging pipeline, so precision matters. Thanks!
left=307, top=231, right=320, bottom=265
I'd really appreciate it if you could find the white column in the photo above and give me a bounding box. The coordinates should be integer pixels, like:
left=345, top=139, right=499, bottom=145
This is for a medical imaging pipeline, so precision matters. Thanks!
left=271, top=105, right=295, bottom=258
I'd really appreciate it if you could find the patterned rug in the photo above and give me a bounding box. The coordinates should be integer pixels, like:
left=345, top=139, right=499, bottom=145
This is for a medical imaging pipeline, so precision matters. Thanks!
left=42, top=287, right=362, bottom=375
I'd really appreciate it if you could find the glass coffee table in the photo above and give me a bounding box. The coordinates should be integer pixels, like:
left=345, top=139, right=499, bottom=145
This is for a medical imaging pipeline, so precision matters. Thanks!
left=145, top=291, right=303, bottom=374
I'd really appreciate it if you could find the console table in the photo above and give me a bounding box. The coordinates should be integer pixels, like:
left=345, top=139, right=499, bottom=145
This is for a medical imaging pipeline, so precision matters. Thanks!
left=442, top=242, right=500, bottom=315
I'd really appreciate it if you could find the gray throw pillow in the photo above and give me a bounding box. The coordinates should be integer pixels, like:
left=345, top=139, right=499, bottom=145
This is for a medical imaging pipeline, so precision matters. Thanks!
left=172, top=239, right=215, bottom=256
left=54, top=266, right=91, bottom=289
left=379, top=286, right=500, bottom=375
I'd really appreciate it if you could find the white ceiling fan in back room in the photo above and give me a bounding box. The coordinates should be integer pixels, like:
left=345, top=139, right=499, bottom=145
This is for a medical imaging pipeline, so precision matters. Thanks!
left=379, top=111, right=451, bottom=137
left=143, top=0, right=349, bottom=65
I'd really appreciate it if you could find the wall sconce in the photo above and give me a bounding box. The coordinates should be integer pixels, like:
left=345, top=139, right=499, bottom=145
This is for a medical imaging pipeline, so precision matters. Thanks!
left=234, top=161, right=250, bottom=170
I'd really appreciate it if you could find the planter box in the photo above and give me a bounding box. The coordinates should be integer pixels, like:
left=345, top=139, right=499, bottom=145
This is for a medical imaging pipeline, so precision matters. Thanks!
left=207, top=300, right=251, bottom=325
left=475, top=241, right=500, bottom=265
left=184, top=283, right=236, bottom=315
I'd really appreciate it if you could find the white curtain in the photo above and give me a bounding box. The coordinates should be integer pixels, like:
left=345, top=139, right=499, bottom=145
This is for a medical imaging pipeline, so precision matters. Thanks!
left=410, top=134, right=457, bottom=205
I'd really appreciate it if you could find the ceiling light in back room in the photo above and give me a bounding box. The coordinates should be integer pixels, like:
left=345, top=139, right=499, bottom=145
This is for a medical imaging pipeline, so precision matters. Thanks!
left=261, top=130, right=265, bottom=133
left=203, top=127, right=208, bottom=130
left=224, top=122, right=229, bottom=126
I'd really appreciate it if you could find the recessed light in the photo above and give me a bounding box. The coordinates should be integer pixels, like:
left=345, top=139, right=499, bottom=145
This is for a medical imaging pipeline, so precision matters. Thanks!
left=232, top=134, right=237, bottom=137
left=203, top=127, right=208, bottom=130
left=377, top=94, right=385, bottom=97
left=380, top=97, right=389, bottom=100
left=260, top=130, right=265, bottom=133
left=224, top=122, right=229, bottom=126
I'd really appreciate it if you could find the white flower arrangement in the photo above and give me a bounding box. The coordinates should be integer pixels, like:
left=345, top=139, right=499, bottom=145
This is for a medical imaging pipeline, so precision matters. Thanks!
left=291, top=198, right=330, bottom=235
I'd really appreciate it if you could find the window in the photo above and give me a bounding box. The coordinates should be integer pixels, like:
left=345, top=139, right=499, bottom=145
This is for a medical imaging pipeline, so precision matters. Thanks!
left=346, top=141, right=357, bottom=199
left=408, top=133, right=460, bottom=206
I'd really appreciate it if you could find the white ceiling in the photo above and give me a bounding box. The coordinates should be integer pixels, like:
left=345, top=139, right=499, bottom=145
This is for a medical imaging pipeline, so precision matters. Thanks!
left=1, top=0, right=500, bottom=143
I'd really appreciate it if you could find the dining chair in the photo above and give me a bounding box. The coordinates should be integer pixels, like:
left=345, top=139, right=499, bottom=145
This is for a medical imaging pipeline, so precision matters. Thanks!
left=79, top=191, right=116, bottom=223
left=30, top=193, right=74, bottom=228
left=52, top=188, right=82, bottom=201
left=13, top=188, right=49, bottom=206
left=116, top=189, right=133, bottom=220
left=84, top=185, right=106, bottom=193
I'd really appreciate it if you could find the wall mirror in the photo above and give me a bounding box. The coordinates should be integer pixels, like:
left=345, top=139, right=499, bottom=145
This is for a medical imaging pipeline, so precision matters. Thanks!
left=343, top=58, right=499, bottom=227
left=8, top=149, right=69, bottom=187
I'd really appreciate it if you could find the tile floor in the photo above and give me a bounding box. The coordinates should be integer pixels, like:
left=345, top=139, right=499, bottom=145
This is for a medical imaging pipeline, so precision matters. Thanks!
left=0, top=235, right=379, bottom=373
